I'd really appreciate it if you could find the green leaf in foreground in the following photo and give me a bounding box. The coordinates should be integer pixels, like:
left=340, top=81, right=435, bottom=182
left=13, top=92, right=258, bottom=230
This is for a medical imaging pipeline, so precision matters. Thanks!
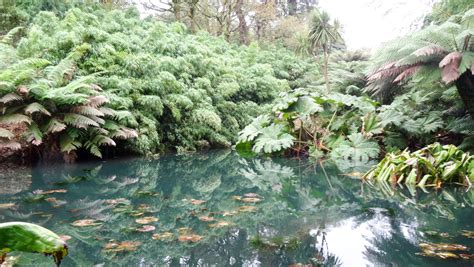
left=0, top=222, right=68, bottom=266
left=252, top=124, right=295, bottom=154
left=331, top=133, right=380, bottom=162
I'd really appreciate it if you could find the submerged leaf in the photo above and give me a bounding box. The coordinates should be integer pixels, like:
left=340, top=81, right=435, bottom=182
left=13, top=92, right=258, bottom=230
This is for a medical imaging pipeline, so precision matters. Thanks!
left=0, top=203, right=16, bottom=209
left=178, top=234, right=203, bottom=243
left=136, top=225, right=156, bottom=232
left=71, top=219, right=102, bottom=227
left=209, top=221, right=233, bottom=228
left=152, top=232, right=173, bottom=241
left=198, top=216, right=215, bottom=222
left=104, top=240, right=141, bottom=252
left=135, top=217, right=159, bottom=224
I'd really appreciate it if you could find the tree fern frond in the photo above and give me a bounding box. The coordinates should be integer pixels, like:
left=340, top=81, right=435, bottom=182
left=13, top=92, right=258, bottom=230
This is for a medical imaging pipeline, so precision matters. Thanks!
left=44, top=119, right=67, bottom=134
left=71, top=105, right=104, bottom=117
left=0, top=114, right=31, bottom=125
left=0, top=128, right=14, bottom=139
left=59, top=134, right=82, bottom=153
left=92, top=135, right=116, bottom=146
left=393, top=65, right=422, bottom=83
left=439, top=51, right=462, bottom=83
left=64, top=113, right=99, bottom=129
left=88, top=115, right=105, bottom=125
left=0, top=93, right=23, bottom=104
left=1, top=27, right=23, bottom=45
left=24, top=103, right=51, bottom=116
left=99, top=107, right=116, bottom=117
left=44, top=58, right=76, bottom=85
left=412, top=45, right=447, bottom=57
left=0, top=141, right=22, bottom=150
left=25, top=122, right=43, bottom=146
left=88, top=95, right=109, bottom=107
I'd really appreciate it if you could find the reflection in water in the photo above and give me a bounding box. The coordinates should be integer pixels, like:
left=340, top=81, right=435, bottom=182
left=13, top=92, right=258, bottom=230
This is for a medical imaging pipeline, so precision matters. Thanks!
left=0, top=150, right=473, bottom=266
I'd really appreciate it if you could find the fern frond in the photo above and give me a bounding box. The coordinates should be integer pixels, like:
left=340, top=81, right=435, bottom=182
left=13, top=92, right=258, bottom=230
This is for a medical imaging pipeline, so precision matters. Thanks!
left=64, top=113, right=99, bottom=129
left=99, top=107, right=116, bottom=117
left=92, top=135, right=116, bottom=146
left=0, top=114, right=31, bottom=125
left=110, top=127, right=138, bottom=139
left=44, top=118, right=67, bottom=134
left=0, top=93, right=23, bottom=104
left=24, top=103, right=51, bottom=116
left=0, top=141, right=22, bottom=150
left=0, top=128, right=14, bottom=139
left=88, top=95, right=109, bottom=107
left=59, top=134, right=82, bottom=153
left=1, top=27, right=23, bottom=45
left=25, top=122, right=43, bottom=146
left=71, top=105, right=104, bottom=117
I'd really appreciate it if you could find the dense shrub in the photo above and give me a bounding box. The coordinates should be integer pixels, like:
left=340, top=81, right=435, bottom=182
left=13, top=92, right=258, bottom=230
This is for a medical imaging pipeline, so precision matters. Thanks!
left=0, top=6, right=319, bottom=158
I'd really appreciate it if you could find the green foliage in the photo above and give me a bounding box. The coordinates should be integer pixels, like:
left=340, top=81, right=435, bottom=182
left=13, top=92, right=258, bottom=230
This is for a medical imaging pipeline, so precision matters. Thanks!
left=331, top=133, right=380, bottom=162
left=0, top=5, right=319, bottom=157
left=0, top=40, right=137, bottom=160
left=237, top=86, right=381, bottom=161
left=363, top=143, right=474, bottom=187
left=0, top=222, right=68, bottom=266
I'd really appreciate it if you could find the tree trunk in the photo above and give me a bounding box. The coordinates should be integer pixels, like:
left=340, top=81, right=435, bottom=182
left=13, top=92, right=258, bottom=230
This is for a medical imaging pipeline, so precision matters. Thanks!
left=188, top=0, right=198, bottom=33
left=288, top=0, right=297, bottom=15
left=235, top=0, right=248, bottom=44
left=323, top=46, right=330, bottom=93
left=172, top=0, right=182, bottom=22
left=455, top=70, right=474, bottom=119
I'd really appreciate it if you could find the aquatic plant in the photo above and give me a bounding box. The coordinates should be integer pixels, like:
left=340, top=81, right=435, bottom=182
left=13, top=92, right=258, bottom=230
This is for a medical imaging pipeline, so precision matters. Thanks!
left=363, top=143, right=474, bottom=187
left=0, top=222, right=68, bottom=266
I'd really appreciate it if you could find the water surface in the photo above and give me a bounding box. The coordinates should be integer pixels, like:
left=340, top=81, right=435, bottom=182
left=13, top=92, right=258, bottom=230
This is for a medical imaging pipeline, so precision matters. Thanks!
left=0, top=151, right=473, bottom=266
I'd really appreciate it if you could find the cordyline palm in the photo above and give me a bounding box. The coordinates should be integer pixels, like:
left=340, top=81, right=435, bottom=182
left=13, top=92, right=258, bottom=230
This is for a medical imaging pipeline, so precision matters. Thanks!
left=308, top=10, right=343, bottom=93
left=367, top=9, right=474, bottom=118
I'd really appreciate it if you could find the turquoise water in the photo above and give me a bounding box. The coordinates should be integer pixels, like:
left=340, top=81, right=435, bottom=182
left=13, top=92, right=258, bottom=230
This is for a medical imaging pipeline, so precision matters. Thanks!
left=0, top=150, right=473, bottom=266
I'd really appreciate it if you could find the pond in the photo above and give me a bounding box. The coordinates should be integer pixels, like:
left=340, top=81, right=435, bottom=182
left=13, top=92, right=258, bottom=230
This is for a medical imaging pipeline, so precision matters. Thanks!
left=0, top=150, right=473, bottom=266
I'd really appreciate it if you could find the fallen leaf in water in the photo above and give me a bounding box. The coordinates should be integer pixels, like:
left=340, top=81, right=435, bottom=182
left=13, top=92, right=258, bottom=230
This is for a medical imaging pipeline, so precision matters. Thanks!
left=243, top=193, right=261, bottom=198
left=419, top=242, right=468, bottom=251
left=0, top=203, right=16, bottom=209
left=178, top=234, right=202, bottom=242
left=209, top=220, right=233, bottom=228
left=104, top=240, right=141, bottom=252
left=222, top=210, right=238, bottom=216
left=198, top=216, right=215, bottom=222
left=59, top=235, right=72, bottom=242
left=238, top=206, right=257, bottom=212
left=105, top=198, right=129, bottom=205
left=71, top=219, right=102, bottom=227
left=34, top=189, right=67, bottom=195
left=135, top=191, right=159, bottom=196
left=136, top=225, right=156, bottom=232
left=241, top=197, right=261, bottom=203
left=190, top=199, right=206, bottom=205
left=178, top=227, right=192, bottom=235
left=135, top=216, right=159, bottom=224
left=459, top=254, right=474, bottom=260
left=461, top=230, right=474, bottom=239
left=417, top=250, right=459, bottom=259
left=152, top=232, right=173, bottom=241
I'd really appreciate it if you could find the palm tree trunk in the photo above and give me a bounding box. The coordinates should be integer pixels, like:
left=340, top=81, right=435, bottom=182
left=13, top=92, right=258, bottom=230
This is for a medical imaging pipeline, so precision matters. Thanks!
left=323, top=47, right=330, bottom=93
left=455, top=71, right=474, bottom=119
